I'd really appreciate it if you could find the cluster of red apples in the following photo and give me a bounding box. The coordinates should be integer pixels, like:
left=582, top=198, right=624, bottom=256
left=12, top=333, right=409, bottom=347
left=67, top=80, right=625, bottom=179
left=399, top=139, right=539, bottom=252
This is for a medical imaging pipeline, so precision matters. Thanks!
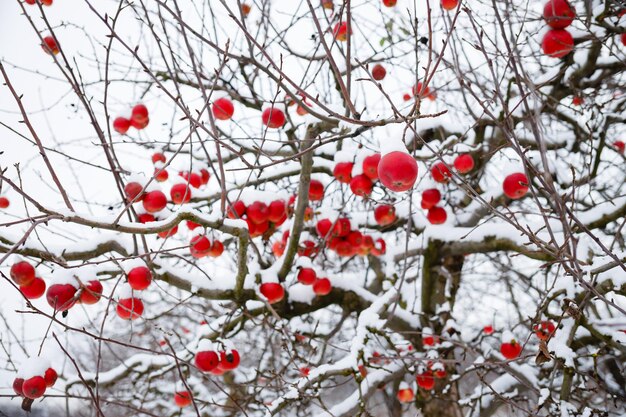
left=10, top=260, right=103, bottom=310
left=500, top=320, right=556, bottom=360
left=9, top=258, right=155, bottom=321
left=114, top=264, right=155, bottom=320
left=194, top=341, right=241, bottom=377
left=541, top=0, right=576, bottom=58
left=316, top=217, right=387, bottom=258
left=113, top=104, right=150, bottom=134
left=226, top=198, right=288, bottom=238
left=12, top=359, right=57, bottom=401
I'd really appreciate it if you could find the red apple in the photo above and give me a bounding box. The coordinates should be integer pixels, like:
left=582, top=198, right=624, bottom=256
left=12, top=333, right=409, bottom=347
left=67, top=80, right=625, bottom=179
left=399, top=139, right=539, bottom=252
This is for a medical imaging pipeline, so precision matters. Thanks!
left=413, top=82, right=431, bottom=98
left=219, top=349, right=241, bottom=370
left=572, top=95, right=583, bottom=106
left=431, top=162, right=452, bottom=183
left=313, top=278, right=332, bottom=295
left=383, top=0, right=397, bottom=6
left=22, top=376, right=46, bottom=399
left=322, top=0, right=333, bottom=9
left=483, top=325, right=494, bottom=335
left=200, top=168, right=210, bottom=184
left=421, top=189, right=441, bottom=209
left=0, top=196, right=9, bottom=208
left=268, top=200, right=287, bottom=223
left=116, top=297, right=144, bottom=320
left=10, top=261, right=36, bottom=286
left=397, top=387, right=414, bottom=403
left=131, top=104, right=149, bottom=125
left=441, top=0, right=459, bottom=10
left=543, top=0, right=575, bottom=29
left=503, top=172, right=529, bottom=199
left=138, top=213, right=155, bottom=224
left=241, top=3, right=251, bottom=16
left=316, top=218, right=333, bottom=237
left=500, top=340, right=522, bottom=359
left=542, top=29, right=574, bottom=58
left=248, top=219, right=269, bottom=237
left=349, top=174, right=373, bottom=197
left=174, top=391, right=192, bottom=407
left=374, top=204, right=396, bottom=226
left=170, top=183, right=192, bottom=204
left=247, top=201, right=270, bottom=224
left=186, top=221, right=200, bottom=230
left=363, top=154, right=381, bottom=180
left=227, top=200, right=247, bottom=219
left=127, top=266, right=152, bottom=291
left=378, top=151, right=418, bottom=192
left=260, top=282, right=285, bottom=304
left=333, top=22, right=351, bottom=41
left=212, top=97, right=235, bottom=120
left=154, top=168, right=169, bottom=182
left=372, top=64, right=386, bottom=80
left=195, top=350, right=219, bottom=372
left=332, top=218, right=351, bottom=237
left=208, top=240, right=224, bottom=257
left=46, top=283, right=77, bottom=311
left=434, top=368, right=447, bottom=379
left=190, top=235, right=212, bottom=258
left=44, top=368, right=57, bottom=388
left=347, top=230, right=363, bottom=247
left=422, top=335, right=439, bottom=346
left=534, top=321, right=556, bottom=341
left=272, top=240, right=286, bottom=257
left=152, top=152, right=166, bottom=164
left=297, top=268, right=317, bottom=285
left=124, top=182, right=144, bottom=202
left=79, top=280, right=103, bottom=305
left=427, top=206, right=447, bottom=225
left=262, top=107, right=286, bottom=129
left=142, top=190, right=167, bottom=213
left=41, top=36, right=59, bottom=55
left=614, top=140, right=625, bottom=154
left=113, top=117, right=131, bottom=134
left=298, top=240, right=318, bottom=257
left=130, top=116, right=149, bottom=130
left=416, top=371, right=435, bottom=390
left=13, top=377, right=24, bottom=396
left=453, top=154, right=475, bottom=174
left=309, top=180, right=325, bottom=201
left=20, top=277, right=46, bottom=300
left=180, top=172, right=203, bottom=189
left=333, top=162, right=353, bottom=183
left=157, top=225, right=178, bottom=239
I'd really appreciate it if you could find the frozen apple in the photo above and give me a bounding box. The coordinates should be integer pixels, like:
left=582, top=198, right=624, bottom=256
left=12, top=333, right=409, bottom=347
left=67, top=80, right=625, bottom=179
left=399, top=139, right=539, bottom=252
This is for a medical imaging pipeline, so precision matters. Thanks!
left=212, top=97, right=235, bottom=120
left=378, top=151, right=418, bottom=192
left=503, top=173, right=529, bottom=199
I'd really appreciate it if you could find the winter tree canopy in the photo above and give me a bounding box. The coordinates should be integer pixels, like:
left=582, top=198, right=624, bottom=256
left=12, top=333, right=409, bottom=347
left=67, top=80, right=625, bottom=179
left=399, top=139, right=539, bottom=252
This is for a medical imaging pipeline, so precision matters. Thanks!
left=0, top=0, right=625, bottom=416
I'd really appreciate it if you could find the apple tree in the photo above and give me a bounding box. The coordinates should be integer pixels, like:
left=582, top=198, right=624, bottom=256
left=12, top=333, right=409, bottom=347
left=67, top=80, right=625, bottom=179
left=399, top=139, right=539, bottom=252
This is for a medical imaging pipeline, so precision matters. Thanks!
left=0, top=0, right=625, bottom=416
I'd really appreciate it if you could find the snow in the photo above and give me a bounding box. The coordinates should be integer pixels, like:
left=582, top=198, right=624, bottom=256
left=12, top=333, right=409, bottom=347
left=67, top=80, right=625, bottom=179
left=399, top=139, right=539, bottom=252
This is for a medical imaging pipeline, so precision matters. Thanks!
left=49, top=270, right=80, bottom=288
left=197, top=339, right=215, bottom=352
left=117, top=283, right=140, bottom=300
left=16, top=357, right=51, bottom=380
left=548, top=338, right=576, bottom=367
left=287, top=284, right=316, bottom=304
